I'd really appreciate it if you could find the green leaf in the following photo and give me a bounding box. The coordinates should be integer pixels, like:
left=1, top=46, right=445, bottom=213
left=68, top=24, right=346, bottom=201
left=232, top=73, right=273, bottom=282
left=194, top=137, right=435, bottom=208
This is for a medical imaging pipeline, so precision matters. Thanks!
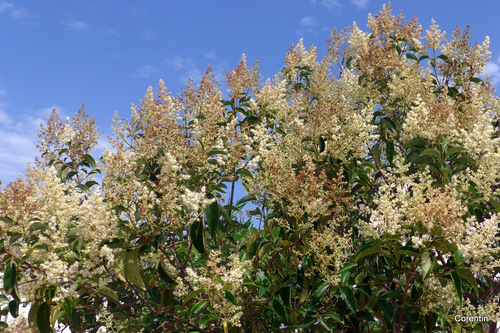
left=340, top=287, right=356, bottom=313
left=470, top=77, right=485, bottom=86
left=82, top=154, right=96, bottom=169
left=354, top=245, right=384, bottom=261
left=8, top=300, right=18, bottom=318
left=205, top=201, right=219, bottom=238
left=0, top=216, right=14, bottom=225
left=271, top=299, right=287, bottom=321
left=451, top=271, right=462, bottom=306
left=418, top=55, right=430, bottom=63
left=377, top=299, right=395, bottom=324
left=319, top=317, right=333, bottom=332
left=225, top=290, right=238, bottom=306
left=345, top=56, right=353, bottom=69
left=406, top=53, right=418, bottom=61
left=490, top=198, right=500, bottom=213
left=311, top=280, right=329, bottom=303
left=257, top=241, right=273, bottom=260
left=114, top=249, right=146, bottom=290
left=125, top=249, right=146, bottom=290
left=207, top=148, right=228, bottom=156
left=95, top=287, right=119, bottom=302
left=190, top=220, right=207, bottom=255
left=114, top=250, right=127, bottom=284
left=404, top=138, right=427, bottom=149
left=158, top=261, right=177, bottom=285
left=235, top=168, right=253, bottom=178
left=191, top=300, right=208, bottom=317
left=37, top=302, right=51, bottom=333
left=457, top=268, right=479, bottom=295
left=63, top=299, right=73, bottom=322
left=29, top=302, right=41, bottom=329
left=421, top=252, right=433, bottom=280
left=75, top=184, right=90, bottom=194
left=29, top=222, right=48, bottom=232
left=4, top=263, right=16, bottom=294
left=339, top=263, right=357, bottom=273
left=236, top=195, right=256, bottom=206
left=372, top=143, right=381, bottom=166
left=446, top=147, right=467, bottom=158
left=319, top=136, right=326, bottom=153
left=419, top=148, right=441, bottom=160
left=184, top=289, right=204, bottom=304
left=386, top=141, right=394, bottom=165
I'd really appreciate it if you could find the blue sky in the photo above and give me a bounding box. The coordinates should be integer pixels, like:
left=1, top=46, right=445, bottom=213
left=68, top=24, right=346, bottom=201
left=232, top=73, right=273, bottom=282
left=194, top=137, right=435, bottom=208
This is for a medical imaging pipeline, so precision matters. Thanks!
left=1, top=0, right=500, bottom=186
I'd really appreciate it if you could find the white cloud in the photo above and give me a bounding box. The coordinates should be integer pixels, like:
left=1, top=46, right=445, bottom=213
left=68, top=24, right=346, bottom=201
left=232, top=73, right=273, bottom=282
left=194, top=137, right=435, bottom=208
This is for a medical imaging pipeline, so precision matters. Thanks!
left=66, top=20, right=89, bottom=32
left=0, top=1, right=31, bottom=21
left=204, top=51, right=217, bottom=61
left=0, top=102, right=66, bottom=186
left=350, top=0, right=369, bottom=8
left=164, top=57, right=204, bottom=84
left=136, top=65, right=156, bottom=78
left=310, top=0, right=341, bottom=10
left=299, top=16, right=317, bottom=27
left=310, top=0, right=368, bottom=10
left=296, top=16, right=319, bottom=35
left=482, top=56, right=500, bottom=86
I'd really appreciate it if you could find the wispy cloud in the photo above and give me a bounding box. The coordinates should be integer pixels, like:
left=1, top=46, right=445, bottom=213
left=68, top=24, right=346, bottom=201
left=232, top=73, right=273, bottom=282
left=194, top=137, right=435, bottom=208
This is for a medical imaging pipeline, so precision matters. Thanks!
left=310, top=0, right=369, bottom=10
left=0, top=1, right=32, bottom=21
left=350, top=0, right=369, bottom=8
left=310, top=0, right=341, bottom=10
left=135, top=65, right=157, bottom=78
left=65, top=19, right=89, bottom=32
left=0, top=99, right=67, bottom=185
left=483, top=56, right=500, bottom=86
left=164, top=57, right=204, bottom=84
left=296, top=15, right=318, bottom=35
left=204, top=51, right=217, bottom=61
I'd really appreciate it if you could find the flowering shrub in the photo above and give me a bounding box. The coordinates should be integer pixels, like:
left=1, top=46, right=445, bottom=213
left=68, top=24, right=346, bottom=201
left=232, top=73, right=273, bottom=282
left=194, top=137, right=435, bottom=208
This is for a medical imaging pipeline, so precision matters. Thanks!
left=1, top=3, right=500, bottom=332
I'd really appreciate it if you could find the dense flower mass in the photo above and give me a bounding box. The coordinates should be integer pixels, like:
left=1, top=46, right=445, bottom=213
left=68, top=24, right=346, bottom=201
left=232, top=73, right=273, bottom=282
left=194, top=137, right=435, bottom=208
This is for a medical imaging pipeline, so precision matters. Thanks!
left=1, top=3, right=500, bottom=332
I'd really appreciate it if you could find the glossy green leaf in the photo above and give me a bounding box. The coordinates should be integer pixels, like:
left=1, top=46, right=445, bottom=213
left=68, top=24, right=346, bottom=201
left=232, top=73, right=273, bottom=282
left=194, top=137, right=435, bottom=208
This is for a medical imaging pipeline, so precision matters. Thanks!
left=190, top=220, right=207, bottom=255
left=354, top=245, right=384, bottom=261
left=340, top=287, right=356, bottom=313
left=419, top=148, right=441, bottom=160
left=376, top=299, right=395, bottom=324
left=319, top=136, right=326, bottom=153
left=372, top=143, right=381, bottom=166
left=114, top=249, right=146, bottom=290
left=95, top=287, right=119, bottom=302
left=257, top=241, right=273, bottom=261
left=386, top=141, right=394, bottom=165
left=235, top=168, right=253, bottom=178
left=207, top=148, right=228, bottom=156
left=191, top=300, right=208, bottom=317
left=446, top=147, right=467, bottom=158
left=457, top=268, right=479, bottom=295
left=490, top=198, right=500, bottom=212
left=311, top=280, right=329, bottom=303
left=37, top=302, right=51, bottom=333
left=205, top=201, right=219, bottom=238
left=4, top=263, right=16, bottom=294
left=236, top=195, right=256, bottom=206
left=82, top=154, right=96, bottom=169
left=421, top=252, right=433, bottom=280
left=319, top=317, right=333, bottom=332
left=8, top=300, right=18, bottom=318
left=125, top=249, right=146, bottom=290
left=158, top=261, right=177, bottom=285
left=451, top=271, right=462, bottom=306
left=225, top=290, right=238, bottom=306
